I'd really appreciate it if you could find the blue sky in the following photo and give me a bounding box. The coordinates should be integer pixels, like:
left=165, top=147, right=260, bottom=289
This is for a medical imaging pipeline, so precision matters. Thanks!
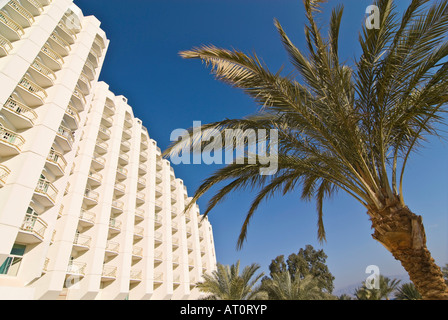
left=75, top=0, right=448, bottom=293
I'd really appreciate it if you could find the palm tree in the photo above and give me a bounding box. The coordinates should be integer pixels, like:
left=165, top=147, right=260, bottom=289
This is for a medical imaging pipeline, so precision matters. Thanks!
left=355, top=275, right=401, bottom=300
left=262, top=272, right=335, bottom=300
left=395, top=282, right=423, bottom=300
left=196, top=260, right=267, bottom=300
left=165, top=0, right=448, bottom=299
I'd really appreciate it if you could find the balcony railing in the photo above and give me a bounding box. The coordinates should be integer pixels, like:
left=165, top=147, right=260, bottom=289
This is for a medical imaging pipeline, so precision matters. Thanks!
left=30, top=59, right=56, bottom=85
left=20, top=213, right=47, bottom=239
left=67, top=261, right=86, bottom=276
left=65, top=105, right=80, bottom=126
left=102, top=265, right=117, bottom=279
left=40, top=44, right=64, bottom=69
left=22, top=0, right=44, bottom=16
left=0, top=165, right=11, bottom=186
left=134, top=226, right=144, bottom=237
left=132, top=246, right=143, bottom=257
left=105, top=241, right=120, bottom=254
left=35, top=178, right=58, bottom=203
left=79, top=209, right=96, bottom=225
left=57, top=125, right=74, bottom=148
left=73, top=233, right=91, bottom=249
left=47, top=149, right=67, bottom=171
left=154, top=250, right=163, bottom=261
left=5, top=0, right=34, bottom=26
left=3, top=97, right=38, bottom=124
left=130, top=269, right=142, bottom=281
left=116, top=166, right=128, bottom=177
left=114, top=182, right=126, bottom=193
left=109, top=218, right=122, bottom=231
left=0, top=34, right=12, bottom=56
left=84, top=189, right=99, bottom=202
left=111, top=199, right=124, bottom=211
left=135, top=207, right=145, bottom=219
left=154, top=231, right=163, bottom=242
left=18, top=76, right=47, bottom=102
left=0, top=11, right=24, bottom=41
left=154, top=272, right=163, bottom=283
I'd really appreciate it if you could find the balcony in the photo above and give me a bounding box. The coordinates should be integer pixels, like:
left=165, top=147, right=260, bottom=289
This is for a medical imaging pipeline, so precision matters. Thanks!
left=3, top=1, right=34, bottom=29
left=88, top=49, right=99, bottom=68
left=56, top=21, right=76, bottom=45
left=77, top=72, right=91, bottom=95
left=39, top=44, right=63, bottom=71
left=83, top=60, right=96, bottom=80
left=171, top=221, right=178, bottom=233
left=2, top=96, right=37, bottom=129
left=133, top=226, right=144, bottom=239
left=84, top=189, right=99, bottom=205
left=124, top=118, right=132, bottom=128
left=95, top=141, right=108, bottom=155
left=118, top=152, right=129, bottom=165
left=29, top=59, right=56, bottom=88
left=137, top=176, right=145, bottom=189
left=48, top=31, right=70, bottom=56
left=138, top=163, right=147, bottom=175
left=156, top=161, right=162, bottom=171
left=140, top=150, right=148, bottom=161
left=132, top=246, right=143, bottom=260
left=79, top=209, right=95, bottom=227
left=16, top=76, right=47, bottom=107
left=111, top=199, right=124, bottom=214
left=172, top=237, right=180, bottom=248
left=55, top=125, right=74, bottom=151
left=64, top=104, right=80, bottom=130
left=0, top=11, right=24, bottom=41
left=122, top=128, right=132, bottom=140
left=171, top=194, right=177, bottom=204
left=136, top=192, right=145, bottom=204
left=154, top=272, right=163, bottom=285
left=0, top=165, right=10, bottom=187
left=141, top=139, right=149, bottom=150
left=0, top=35, right=12, bottom=56
left=116, top=166, right=127, bottom=180
left=109, top=218, right=122, bottom=234
left=156, top=172, right=163, bottom=183
left=71, top=87, right=86, bottom=111
left=155, top=185, right=163, bottom=198
left=73, top=234, right=91, bottom=251
left=17, top=213, right=47, bottom=243
left=172, top=256, right=180, bottom=267
left=154, top=250, right=163, bottom=263
left=130, top=269, right=142, bottom=283
left=104, top=99, right=115, bottom=115
left=171, top=208, right=177, bottom=218
left=135, top=208, right=144, bottom=220
left=114, top=182, right=126, bottom=196
left=188, top=258, right=195, bottom=270
left=170, top=180, right=177, bottom=191
left=105, top=241, right=119, bottom=257
left=20, top=0, right=44, bottom=17
left=186, top=226, right=192, bottom=237
left=101, top=265, right=117, bottom=282
left=87, top=171, right=102, bottom=187
left=34, top=178, right=58, bottom=207
left=121, top=140, right=130, bottom=152
left=91, top=153, right=106, bottom=170
left=66, top=261, right=86, bottom=278
left=154, top=231, right=163, bottom=244
left=46, top=149, right=67, bottom=177
left=98, top=125, right=111, bottom=140
left=101, top=115, right=113, bottom=127
left=154, top=200, right=163, bottom=213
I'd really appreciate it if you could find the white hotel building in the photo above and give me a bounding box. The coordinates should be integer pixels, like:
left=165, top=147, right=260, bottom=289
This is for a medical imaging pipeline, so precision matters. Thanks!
left=0, top=0, right=217, bottom=300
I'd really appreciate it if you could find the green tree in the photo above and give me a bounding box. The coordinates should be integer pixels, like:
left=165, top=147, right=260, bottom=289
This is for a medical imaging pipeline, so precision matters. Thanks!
left=395, top=282, right=423, bottom=300
left=196, top=260, right=267, bottom=300
left=166, top=0, right=448, bottom=299
left=355, top=275, right=401, bottom=300
left=442, top=264, right=448, bottom=285
left=264, top=245, right=335, bottom=293
left=262, top=272, right=335, bottom=300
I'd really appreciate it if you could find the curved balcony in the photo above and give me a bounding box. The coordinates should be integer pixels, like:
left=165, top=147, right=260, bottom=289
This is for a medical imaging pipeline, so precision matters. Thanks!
left=171, top=194, right=177, bottom=204
left=138, top=163, right=147, bottom=175
left=137, top=176, right=146, bottom=190
left=140, top=150, right=148, bottom=161
left=0, top=126, right=24, bottom=156
left=91, top=153, right=105, bottom=170
left=63, top=10, right=81, bottom=34
left=124, top=118, right=132, bottom=128
left=108, top=218, right=121, bottom=234
left=136, top=191, right=145, bottom=205
left=2, top=97, right=37, bottom=129
left=111, top=199, right=124, bottom=214
left=120, top=140, right=130, bottom=152
left=0, top=164, right=10, bottom=187
left=122, top=128, right=132, bottom=140
left=116, top=166, right=127, bottom=180
left=105, top=241, right=119, bottom=257
left=156, top=172, right=163, bottom=183
left=29, top=59, right=57, bottom=88
left=94, top=141, right=108, bottom=155
left=88, top=49, right=99, bottom=68
left=83, top=60, right=96, bottom=80
left=66, top=261, right=87, bottom=278
left=171, top=221, right=178, bottom=233
left=0, top=35, right=12, bottom=56
left=56, top=21, right=76, bottom=44
left=0, top=11, right=24, bottom=41
left=154, top=250, right=163, bottom=264
left=101, top=265, right=117, bottom=282
left=20, top=0, right=44, bottom=16
left=170, top=180, right=177, bottom=191
left=64, top=104, right=80, bottom=130
left=98, top=125, right=111, bottom=140
left=104, top=99, right=115, bottom=115
left=71, top=87, right=86, bottom=111
left=155, top=185, right=163, bottom=198
left=34, top=178, right=58, bottom=207
left=18, top=213, right=47, bottom=244
left=48, top=31, right=70, bottom=56
left=39, top=44, right=63, bottom=71
left=55, top=125, right=74, bottom=151
left=46, top=149, right=67, bottom=177
left=118, top=152, right=129, bottom=165
left=77, top=72, right=91, bottom=95
left=73, top=233, right=91, bottom=251
left=133, top=226, right=144, bottom=239
left=154, top=213, right=162, bottom=227
left=154, top=231, right=163, bottom=244
left=101, top=115, right=113, bottom=127
left=135, top=208, right=144, bottom=221
left=130, top=269, right=142, bottom=283
left=87, top=171, right=102, bottom=187
left=132, top=246, right=143, bottom=260
left=84, top=189, right=99, bottom=205
left=3, top=0, right=34, bottom=28
left=17, top=76, right=47, bottom=107
left=141, top=139, right=149, bottom=150
left=79, top=209, right=95, bottom=227
left=172, top=237, right=180, bottom=248
left=114, top=182, right=126, bottom=196
left=154, top=200, right=163, bottom=213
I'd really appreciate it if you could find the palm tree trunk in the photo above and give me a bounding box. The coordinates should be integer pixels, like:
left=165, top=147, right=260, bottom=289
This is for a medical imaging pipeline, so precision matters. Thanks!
left=369, top=204, right=448, bottom=300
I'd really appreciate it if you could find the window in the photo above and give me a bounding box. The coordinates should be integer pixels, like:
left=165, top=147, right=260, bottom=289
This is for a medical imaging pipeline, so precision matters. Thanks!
left=0, top=244, right=26, bottom=276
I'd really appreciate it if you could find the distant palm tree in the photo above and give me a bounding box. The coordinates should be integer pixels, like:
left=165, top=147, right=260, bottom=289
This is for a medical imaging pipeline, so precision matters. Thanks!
left=166, top=0, right=448, bottom=299
left=196, top=261, right=267, bottom=300
left=395, top=283, right=422, bottom=300
left=262, top=272, right=335, bottom=300
left=355, top=275, right=401, bottom=300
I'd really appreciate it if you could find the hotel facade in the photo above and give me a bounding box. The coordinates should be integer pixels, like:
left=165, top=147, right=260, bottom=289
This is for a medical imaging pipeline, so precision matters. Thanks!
left=0, top=0, right=217, bottom=300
